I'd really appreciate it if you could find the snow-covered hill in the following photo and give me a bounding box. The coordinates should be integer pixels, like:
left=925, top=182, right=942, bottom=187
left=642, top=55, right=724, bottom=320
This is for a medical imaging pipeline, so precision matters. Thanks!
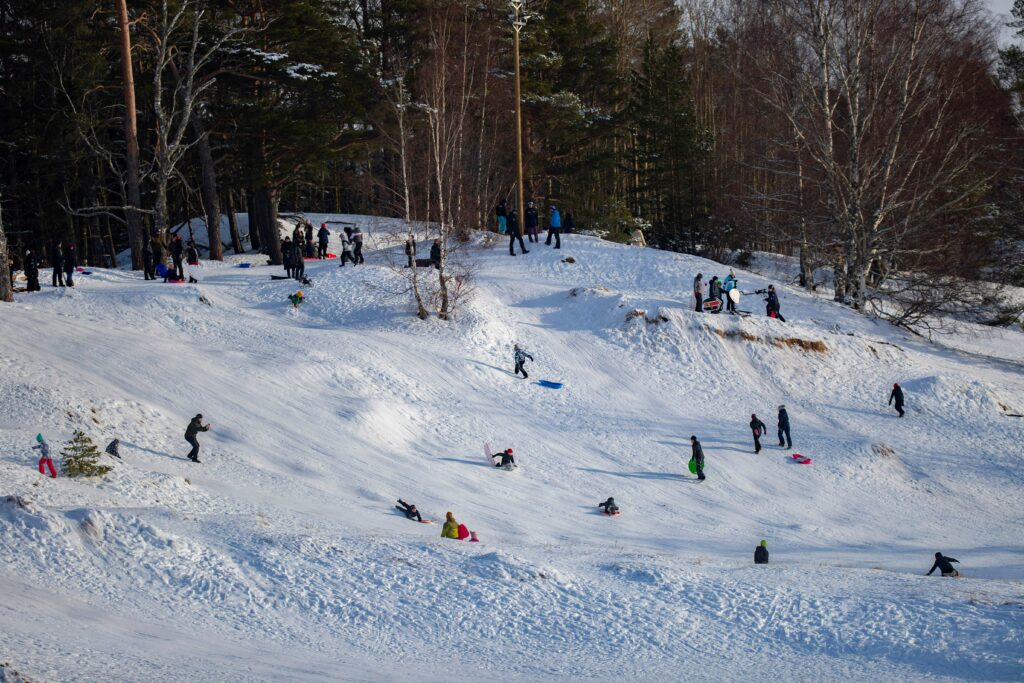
left=2, top=222, right=1022, bottom=682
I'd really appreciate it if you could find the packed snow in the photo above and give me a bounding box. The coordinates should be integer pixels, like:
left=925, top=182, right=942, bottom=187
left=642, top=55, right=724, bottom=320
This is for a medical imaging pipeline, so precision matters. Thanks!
left=1, top=217, right=1022, bottom=682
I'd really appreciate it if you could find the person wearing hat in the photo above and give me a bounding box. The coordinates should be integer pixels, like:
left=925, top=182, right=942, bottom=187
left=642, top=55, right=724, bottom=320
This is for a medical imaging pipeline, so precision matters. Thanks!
left=507, top=210, right=528, bottom=256
left=754, top=540, right=769, bottom=564
left=492, top=448, right=516, bottom=469
left=23, top=249, right=40, bottom=292
left=288, top=290, right=304, bottom=309
left=926, top=552, right=960, bottom=577
left=184, top=414, right=211, bottom=463
left=317, top=223, right=330, bottom=259
left=765, top=284, right=785, bottom=321
left=546, top=205, right=561, bottom=249
left=598, top=497, right=619, bottom=515
left=513, top=344, right=534, bottom=379
left=524, top=200, right=539, bottom=243
left=33, top=433, right=56, bottom=478
left=749, top=413, right=767, bottom=454
left=723, top=269, right=738, bottom=313
left=889, top=383, right=905, bottom=417
left=395, top=499, right=423, bottom=522
left=777, top=405, right=792, bottom=449
left=690, top=435, right=705, bottom=481
left=105, top=438, right=122, bottom=459
left=441, top=512, right=460, bottom=539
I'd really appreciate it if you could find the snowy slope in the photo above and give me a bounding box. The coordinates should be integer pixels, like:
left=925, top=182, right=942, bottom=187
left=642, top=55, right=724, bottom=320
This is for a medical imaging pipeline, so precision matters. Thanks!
left=1, top=224, right=1023, bottom=682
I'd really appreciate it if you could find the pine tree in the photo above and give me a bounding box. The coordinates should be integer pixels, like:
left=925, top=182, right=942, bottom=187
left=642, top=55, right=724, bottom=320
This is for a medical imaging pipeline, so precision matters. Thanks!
left=61, top=431, right=112, bottom=478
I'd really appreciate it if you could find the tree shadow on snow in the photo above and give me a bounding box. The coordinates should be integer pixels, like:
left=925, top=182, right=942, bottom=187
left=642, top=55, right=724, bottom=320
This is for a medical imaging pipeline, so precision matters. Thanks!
left=578, top=467, right=693, bottom=481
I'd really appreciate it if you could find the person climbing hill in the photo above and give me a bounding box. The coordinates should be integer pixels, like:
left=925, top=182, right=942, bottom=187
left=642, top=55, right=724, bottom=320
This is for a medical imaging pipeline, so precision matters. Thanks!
left=441, top=512, right=460, bottom=539
left=926, top=552, right=960, bottom=577
left=513, top=344, right=534, bottom=379
left=889, top=383, right=905, bottom=418
left=396, top=499, right=423, bottom=522
left=749, top=414, right=767, bottom=454
left=754, top=540, right=769, bottom=564
left=598, top=497, right=619, bottom=515
left=184, top=414, right=210, bottom=463
left=33, top=433, right=56, bottom=478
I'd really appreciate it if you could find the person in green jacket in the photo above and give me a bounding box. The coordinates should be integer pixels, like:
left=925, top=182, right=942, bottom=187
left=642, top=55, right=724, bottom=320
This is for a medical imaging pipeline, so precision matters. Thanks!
left=441, top=511, right=460, bottom=539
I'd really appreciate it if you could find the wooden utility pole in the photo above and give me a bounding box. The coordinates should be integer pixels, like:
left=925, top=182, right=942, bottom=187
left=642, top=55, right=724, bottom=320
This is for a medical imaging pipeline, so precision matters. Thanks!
left=116, top=0, right=145, bottom=270
left=511, top=1, right=529, bottom=229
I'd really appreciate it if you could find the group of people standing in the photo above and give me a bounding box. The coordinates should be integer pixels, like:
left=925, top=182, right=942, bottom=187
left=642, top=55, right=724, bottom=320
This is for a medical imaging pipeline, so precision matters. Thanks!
left=496, top=198, right=573, bottom=256
left=693, top=269, right=740, bottom=314
left=281, top=221, right=365, bottom=281
left=15, top=241, right=79, bottom=293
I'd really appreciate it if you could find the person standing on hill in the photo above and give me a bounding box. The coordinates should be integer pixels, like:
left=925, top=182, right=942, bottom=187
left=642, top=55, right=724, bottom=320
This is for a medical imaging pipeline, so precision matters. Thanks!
left=889, top=383, right=905, bottom=417
left=749, top=413, right=767, bottom=454
left=508, top=210, right=528, bottom=256
left=690, top=435, right=706, bottom=481
left=304, top=220, right=314, bottom=246
left=524, top=200, right=539, bottom=242
left=50, top=240, right=64, bottom=287
left=513, top=344, right=534, bottom=379
left=169, top=236, right=184, bottom=281
left=546, top=205, right=561, bottom=249
left=24, top=249, right=41, bottom=292
left=63, top=243, right=78, bottom=287
left=765, top=285, right=786, bottom=322
left=429, top=239, right=442, bottom=269
left=754, top=540, right=769, bottom=564
left=351, top=227, right=365, bottom=264
left=282, top=237, right=294, bottom=278
left=723, top=269, right=738, bottom=313
left=693, top=273, right=704, bottom=312
left=708, top=276, right=723, bottom=313
left=777, top=405, right=792, bottom=449
left=184, top=414, right=210, bottom=463
left=926, top=552, right=960, bottom=577
left=292, top=239, right=305, bottom=281
left=339, top=232, right=354, bottom=266
left=317, top=223, right=330, bottom=259
left=143, top=238, right=156, bottom=281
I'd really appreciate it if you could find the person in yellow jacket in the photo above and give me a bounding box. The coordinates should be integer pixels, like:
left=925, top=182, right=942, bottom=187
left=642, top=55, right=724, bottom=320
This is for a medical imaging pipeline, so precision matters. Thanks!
left=441, top=511, right=460, bottom=539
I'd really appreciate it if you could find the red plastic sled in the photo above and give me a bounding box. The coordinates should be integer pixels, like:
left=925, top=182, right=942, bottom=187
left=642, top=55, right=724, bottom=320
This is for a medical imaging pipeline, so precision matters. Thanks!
left=791, top=454, right=812, bottom=465
left=457, top=523, right=470, bottom=540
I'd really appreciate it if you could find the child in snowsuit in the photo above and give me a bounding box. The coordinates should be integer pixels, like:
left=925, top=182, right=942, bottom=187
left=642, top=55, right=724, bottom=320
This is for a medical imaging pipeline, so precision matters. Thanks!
left=441, top=512, right=460, bottom=539
left=33, top=433, right=56, bottom=478
left=889, top=383, right=905, bottom=417
left=493, top=448, right=516, bottom=468
left=777, top=406, right=792, bottom=449
left=598, top=497, right=619, bottom=515
left=513, top=345, right=533, bottom=379
left=395, top=499, right=423, bottom=522
left=765, top=285, right=785, bottom=321
left=926, top=552, right=960, bottom=577
left=754, top=540, right=769, bottom=564
left=105, top=439, right=122, bottom=459
left=184, top=414, right=210, bottom=463
left=690, top=435, right=705, bottom=481
left=288, top=291, right=304, bottom=309
left=750, top=414, right=767, bottom=454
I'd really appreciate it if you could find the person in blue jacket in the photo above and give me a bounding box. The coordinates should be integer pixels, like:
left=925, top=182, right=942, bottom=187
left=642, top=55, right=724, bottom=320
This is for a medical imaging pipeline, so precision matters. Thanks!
left=723, top=269, right=738, bottom=313
left=546, top=205, right=562, bottom=249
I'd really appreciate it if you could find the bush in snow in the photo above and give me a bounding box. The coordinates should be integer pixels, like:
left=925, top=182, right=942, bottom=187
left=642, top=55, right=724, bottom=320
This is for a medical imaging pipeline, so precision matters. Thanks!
left=61, top=430, right=111, bottom=478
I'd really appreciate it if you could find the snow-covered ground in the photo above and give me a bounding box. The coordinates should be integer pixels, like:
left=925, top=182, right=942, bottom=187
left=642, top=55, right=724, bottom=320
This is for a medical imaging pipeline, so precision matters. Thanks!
left=2, top=219, right=1023, bottom=682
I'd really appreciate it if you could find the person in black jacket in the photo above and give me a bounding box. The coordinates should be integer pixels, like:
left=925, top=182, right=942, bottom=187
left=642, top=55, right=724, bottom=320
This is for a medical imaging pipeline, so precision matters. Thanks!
left=184, top=414, right=211, bottom=463
left=598, top=497, right=619, bottom=515
left=492, top=448, right=516, bottom=468
left=143, top=238, right=156, bottom=280
left=50, top=241, right=64, bottom=287
left=889, top=383, right=905, bottom=417
left=24, top=249, right=41, bottom=292
left=317, top=224, right=330, bottom=259
left=304, top=220, right=314, bottom=246
left=524, top=200, right=539, bottom=242
left=170, top=236, right=185, bottom=280
left=926, top=552, right=960, bottom=577
left=754, top=540, right=769, bottom=564
left=105, top=439, right=122, bottom=459
left=429, top=239, right=442, bottom=269
left=563, top=211, right=575, bottom=234
left=404, top=237, right=416, bottom=268
left=749, top=413, right=767, bottom=454
left=63, top=243, right=77, bottom=287
left=765, top=285, right=786, bottom=322
left=708, top=276, right=723, bottom=313
left=395, top=499, right=423, bottom=522
left=690, top=435, right=705, bottom=480
left=292, top=239, right=305, bottom=281
left=508, top=210, right=528, bottom=256
left=282, top=237, right=294, bottom=278
left=777, top=405, right=792, bottom=449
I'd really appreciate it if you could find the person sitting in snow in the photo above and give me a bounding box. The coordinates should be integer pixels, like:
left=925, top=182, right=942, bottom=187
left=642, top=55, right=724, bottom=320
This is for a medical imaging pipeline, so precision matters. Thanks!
left=754, top=540, right=769, bottom=564
left=441, top=512, right=460, bottom=539
left=288, top=290, right=304, bottom=309
left=105, top=438, right=122, bottom=459
left=33, top=433, right=56, bottom=478
left=513, top=344, right=534, bottom=379
left=492, top=448, right=516, bottom=468
left=598, top=497, right=619, bottom=515
left=926, top=552, right=960, bottom=577
left=395, top=499, right=423, bottom=522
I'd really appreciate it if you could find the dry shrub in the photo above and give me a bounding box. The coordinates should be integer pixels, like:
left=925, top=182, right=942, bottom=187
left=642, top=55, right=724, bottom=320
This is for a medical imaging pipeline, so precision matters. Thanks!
left=626, top=309, right=670, bottom=325
left=711, top=328, right=827, bottom=352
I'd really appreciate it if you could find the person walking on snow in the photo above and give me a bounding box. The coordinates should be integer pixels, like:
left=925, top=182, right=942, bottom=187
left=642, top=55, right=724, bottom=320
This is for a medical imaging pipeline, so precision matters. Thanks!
left=723, top=269, right=738, bottom=313
left=524, top=200, right=539, bottom=242
left=396, top=499, right=423, bottom=522
left=765, top=285, right=786, bottom=322
left=50, top=240, right=64, bottom=287
left=184, top=414, right=210, bottom=463
left=546, top=205, right=562, bottom=249
left=693, top=273, right=705, bottom=312
left=441, top=512, right=460, bottom=539
left=24, top=250, right=41, bottom=292
left=292, top=239, right=306, bottom=282
left=926, top=552, right=960, bottom=577
left=690, top=435, right=706, bottom=480
left=507, top=210, right=528, bottom=256
left=351, top=227, right=365, bottom=264
left=777, top=405, right=792, bottom=449
left=317, top=223, right=330, bottom=259
left=33, top=434, right=56, bottom=478
left=598, top=497, right=619, bottom=515
left=754, top=540, right=769, bottom=564
left=492, top=448, right=516, bottom=468
left=105, top=439, right=122, bottom=459
left=513, top=344, right=534, bottom=379
left=750, top=414, right=767, bottom=454
left=63, top=243, right=77, bottom=287
left=889, top=383, right=905, bottom=417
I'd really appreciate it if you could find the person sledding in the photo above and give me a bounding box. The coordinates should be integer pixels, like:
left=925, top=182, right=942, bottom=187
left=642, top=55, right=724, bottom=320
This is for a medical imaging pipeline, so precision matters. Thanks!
left=598, top=497, right=619, bottom=516
left=926, top=552, right=960, bottom=577
left=513, top=344, right=533, bottom=379
left=889, top=383, right=905, bottom=417
left=288, top=290, right=304, bottom=310
left=395, top=499, right=423, bottom=522
left=754, top=540, right=769, bottom=564
left=492, top=448, right=516, bottom=469
left=33, top=433, right=56, bottom=478
left=105, top=438, right=122, bottom=459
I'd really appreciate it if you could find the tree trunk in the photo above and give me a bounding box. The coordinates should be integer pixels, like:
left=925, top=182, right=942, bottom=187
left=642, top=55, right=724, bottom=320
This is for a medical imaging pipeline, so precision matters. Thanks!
left=0, top=192, right=13, bottom=302
left=245, top=189, right=261, bottom=251
left=254, top=185, right=282, bottom=264
left=116, top=0, right=145, bottom=270
left=225, top=191, right=244, bottom=253
left=191, top=114, right=223, bottom=261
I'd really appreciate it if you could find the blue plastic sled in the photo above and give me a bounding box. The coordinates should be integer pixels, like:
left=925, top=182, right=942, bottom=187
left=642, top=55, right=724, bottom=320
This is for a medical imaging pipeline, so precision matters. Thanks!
left=237, top=263, right=252, bottom=268
left=537, top=380, right=564, bottom=389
